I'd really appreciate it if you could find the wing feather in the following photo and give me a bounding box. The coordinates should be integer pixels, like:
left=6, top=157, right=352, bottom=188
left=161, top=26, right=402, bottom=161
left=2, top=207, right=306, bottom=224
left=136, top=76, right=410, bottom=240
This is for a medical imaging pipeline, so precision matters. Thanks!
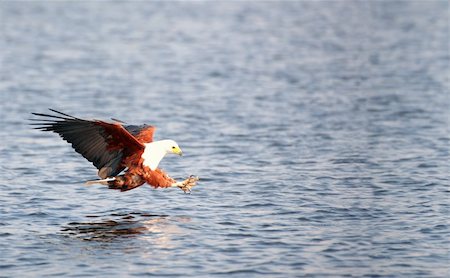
left=31, top=109, right=145, bottom=178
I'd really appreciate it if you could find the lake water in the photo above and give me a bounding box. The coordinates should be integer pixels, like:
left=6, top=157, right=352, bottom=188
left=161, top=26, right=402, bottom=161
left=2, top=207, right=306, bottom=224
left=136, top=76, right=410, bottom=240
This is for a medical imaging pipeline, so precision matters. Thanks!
left=0, top=1, right=449, bottom=277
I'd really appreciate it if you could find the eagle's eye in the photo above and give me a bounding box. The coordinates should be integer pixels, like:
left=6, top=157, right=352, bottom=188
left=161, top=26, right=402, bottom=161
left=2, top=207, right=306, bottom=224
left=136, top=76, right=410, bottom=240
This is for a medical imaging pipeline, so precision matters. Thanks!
left=172, top=146, right=176, bottom=149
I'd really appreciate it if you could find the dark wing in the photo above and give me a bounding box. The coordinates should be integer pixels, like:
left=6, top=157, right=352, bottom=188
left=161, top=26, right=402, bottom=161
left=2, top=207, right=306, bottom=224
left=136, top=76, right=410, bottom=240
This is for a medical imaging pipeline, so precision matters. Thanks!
left=31, top=109, right=145, bottom=178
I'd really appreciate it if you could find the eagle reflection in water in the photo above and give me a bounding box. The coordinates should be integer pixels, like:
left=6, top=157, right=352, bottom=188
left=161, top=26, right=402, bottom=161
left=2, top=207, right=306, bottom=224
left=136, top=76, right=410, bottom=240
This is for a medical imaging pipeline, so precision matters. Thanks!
left=61, top=212, right=190, bottom=243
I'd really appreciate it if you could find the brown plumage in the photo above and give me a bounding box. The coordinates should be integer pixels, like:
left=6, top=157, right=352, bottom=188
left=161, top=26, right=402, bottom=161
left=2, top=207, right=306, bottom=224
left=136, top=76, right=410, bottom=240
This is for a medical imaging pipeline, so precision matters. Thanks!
left=31, top=109, right=198, bottom=193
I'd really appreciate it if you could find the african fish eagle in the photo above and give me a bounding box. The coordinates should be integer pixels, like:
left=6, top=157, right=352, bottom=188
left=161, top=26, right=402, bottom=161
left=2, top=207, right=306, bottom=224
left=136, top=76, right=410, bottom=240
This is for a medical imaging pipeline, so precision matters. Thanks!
left=31, top=109, right=199, bottom=193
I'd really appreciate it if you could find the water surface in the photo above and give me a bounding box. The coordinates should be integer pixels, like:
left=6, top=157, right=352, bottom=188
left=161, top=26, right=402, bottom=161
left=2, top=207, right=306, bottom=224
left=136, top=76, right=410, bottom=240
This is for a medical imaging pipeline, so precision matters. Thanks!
left=0, top=1, right=449, bottom=277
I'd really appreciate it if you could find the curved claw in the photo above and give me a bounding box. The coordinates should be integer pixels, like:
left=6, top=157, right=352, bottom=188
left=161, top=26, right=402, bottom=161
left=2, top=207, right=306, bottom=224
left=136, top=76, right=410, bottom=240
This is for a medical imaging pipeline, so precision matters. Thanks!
left=179, top=176, right=199, bottom=193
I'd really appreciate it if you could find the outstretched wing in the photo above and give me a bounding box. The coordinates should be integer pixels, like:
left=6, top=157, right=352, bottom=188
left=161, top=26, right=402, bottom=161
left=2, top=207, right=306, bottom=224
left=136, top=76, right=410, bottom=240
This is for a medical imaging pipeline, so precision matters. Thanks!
left=31, top=109, right=145, bottom=178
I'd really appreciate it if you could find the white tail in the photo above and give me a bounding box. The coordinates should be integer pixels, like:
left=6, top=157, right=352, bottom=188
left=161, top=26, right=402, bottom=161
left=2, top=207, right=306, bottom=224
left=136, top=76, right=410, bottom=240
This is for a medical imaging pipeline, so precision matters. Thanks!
left=85, top=177, right=116, bottom=186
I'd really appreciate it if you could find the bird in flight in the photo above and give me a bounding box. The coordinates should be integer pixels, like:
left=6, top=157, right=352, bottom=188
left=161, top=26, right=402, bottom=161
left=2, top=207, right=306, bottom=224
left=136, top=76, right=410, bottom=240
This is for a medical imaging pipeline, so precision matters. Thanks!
left=31, top=109, right=199, bottom=193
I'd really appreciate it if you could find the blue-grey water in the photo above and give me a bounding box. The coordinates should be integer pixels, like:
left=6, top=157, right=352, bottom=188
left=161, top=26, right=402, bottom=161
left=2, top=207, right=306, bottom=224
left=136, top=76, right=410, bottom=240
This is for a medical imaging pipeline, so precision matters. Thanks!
left=0, top=1, right=449, bottom=277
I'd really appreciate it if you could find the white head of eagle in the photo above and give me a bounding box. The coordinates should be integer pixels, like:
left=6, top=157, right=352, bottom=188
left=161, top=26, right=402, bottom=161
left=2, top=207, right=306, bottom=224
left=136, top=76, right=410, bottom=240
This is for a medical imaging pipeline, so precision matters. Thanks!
left=142, top=139, right=183, bottom=171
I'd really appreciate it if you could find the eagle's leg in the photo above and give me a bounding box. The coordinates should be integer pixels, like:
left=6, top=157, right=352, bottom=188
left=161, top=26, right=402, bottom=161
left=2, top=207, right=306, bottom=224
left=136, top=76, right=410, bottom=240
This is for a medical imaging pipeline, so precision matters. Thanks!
left=108, top=174, right=145, bottom=191
left=171, top=175, right=199, bottom=194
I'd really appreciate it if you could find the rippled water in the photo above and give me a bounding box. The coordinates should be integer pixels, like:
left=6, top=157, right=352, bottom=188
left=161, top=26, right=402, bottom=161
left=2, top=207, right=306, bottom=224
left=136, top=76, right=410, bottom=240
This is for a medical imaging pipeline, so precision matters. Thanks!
left=1, top=1, right=449, bottom=277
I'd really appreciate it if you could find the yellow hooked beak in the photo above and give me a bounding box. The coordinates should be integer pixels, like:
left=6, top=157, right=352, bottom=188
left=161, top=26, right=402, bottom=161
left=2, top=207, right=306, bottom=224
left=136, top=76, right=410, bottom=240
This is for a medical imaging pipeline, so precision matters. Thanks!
left=172, top=146, right=183, bottom=156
